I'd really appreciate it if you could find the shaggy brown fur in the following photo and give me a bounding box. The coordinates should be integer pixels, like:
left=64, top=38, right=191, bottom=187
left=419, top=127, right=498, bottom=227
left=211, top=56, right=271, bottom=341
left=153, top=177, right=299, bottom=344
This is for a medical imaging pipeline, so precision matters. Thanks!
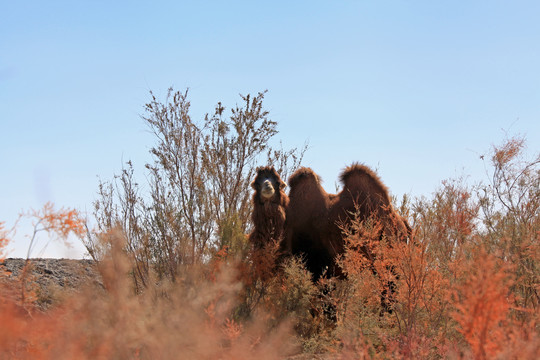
left=282, top=167, right=335, bottom=279
left=332, top=163, right=411, bottom=243
left=283, top=163, right=411, bottom=279
left=248, top=166, right=289, bottom=249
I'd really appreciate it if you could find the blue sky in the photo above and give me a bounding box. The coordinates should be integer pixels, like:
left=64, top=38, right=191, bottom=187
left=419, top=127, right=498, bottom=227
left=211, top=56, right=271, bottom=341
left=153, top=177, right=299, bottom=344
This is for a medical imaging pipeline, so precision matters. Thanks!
left=1, top=1, right=539, bottom=258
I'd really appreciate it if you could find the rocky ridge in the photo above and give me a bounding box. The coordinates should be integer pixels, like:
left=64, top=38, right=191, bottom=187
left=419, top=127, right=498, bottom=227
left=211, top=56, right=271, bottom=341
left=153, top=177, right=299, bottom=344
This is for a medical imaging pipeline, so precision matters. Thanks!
left=0, top=258, right=101, bottom=309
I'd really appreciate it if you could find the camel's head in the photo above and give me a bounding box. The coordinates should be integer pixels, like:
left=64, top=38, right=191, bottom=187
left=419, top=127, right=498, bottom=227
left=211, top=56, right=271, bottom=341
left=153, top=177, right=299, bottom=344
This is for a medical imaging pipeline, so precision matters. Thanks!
left=251, top=166, right=286, bottom=201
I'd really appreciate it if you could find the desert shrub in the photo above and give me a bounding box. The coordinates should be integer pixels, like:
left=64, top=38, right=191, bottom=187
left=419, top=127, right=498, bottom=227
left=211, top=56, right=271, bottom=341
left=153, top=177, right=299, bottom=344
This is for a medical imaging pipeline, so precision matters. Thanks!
left=1, top=230, right=299, bottom=360
left=85, top=88, right=306, bottom=290
left=328, top=136, right=539, bottom=359
left=478, top=136, right=539, bottom=314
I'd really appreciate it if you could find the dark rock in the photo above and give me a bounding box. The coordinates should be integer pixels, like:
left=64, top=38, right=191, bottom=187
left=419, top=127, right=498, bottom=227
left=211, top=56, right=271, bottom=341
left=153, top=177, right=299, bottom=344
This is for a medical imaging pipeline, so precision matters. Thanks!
left=0, top=258, right=102, bottom=309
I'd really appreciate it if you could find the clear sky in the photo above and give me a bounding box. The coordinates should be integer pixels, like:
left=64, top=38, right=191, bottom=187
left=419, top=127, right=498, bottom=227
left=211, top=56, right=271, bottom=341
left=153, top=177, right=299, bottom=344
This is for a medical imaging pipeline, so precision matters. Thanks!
left=1, top=1, right=539, bottom=258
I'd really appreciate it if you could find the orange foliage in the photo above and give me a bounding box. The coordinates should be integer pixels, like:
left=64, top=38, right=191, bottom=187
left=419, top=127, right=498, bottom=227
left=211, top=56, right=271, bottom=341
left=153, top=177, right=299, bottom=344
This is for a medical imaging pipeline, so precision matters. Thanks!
left=452, top=248, right=517, bottom=360
left=32, top=202, right=86, bottom=239
left=4, top=203, right=87, bottom=308
left=0, top=230, right=297, bottom=359
left=493, top=136, right=525, bottom=167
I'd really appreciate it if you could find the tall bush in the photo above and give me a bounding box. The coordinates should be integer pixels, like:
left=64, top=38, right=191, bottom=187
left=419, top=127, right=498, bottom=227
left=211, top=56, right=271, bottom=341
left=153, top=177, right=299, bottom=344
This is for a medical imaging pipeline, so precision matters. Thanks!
left=84, top=89, right=305, bottom=289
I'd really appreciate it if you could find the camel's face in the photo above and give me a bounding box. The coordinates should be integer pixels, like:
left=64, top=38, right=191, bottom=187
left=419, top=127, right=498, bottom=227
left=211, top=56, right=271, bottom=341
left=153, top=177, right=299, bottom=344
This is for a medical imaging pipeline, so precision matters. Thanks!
left=260, top=179, right=276, bottom=199
left=251, top=167, right=286, bottom=202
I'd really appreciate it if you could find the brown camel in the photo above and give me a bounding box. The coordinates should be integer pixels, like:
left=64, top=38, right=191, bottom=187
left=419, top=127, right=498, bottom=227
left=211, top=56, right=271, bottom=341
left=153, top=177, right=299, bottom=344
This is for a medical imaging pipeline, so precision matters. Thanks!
left=283, top=163, right=410, bottom=279
left=248, top=166, right=289, bottom=249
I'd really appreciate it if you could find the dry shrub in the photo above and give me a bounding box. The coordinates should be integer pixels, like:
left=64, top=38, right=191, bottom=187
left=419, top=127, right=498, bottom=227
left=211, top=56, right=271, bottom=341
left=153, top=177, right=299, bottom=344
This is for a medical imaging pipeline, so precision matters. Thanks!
left=233, top=239, right=323, bottom=354
left=330, top=136, right=539, bottom=359
left=0, top=203, right=88, bottom=311
left=479, top=135, right=540, bottom=314
left=0, top=230, right=299, bottom=359
left=450, top=247, right=539, bottom=360
left=86, top=88, right=306, bottom=291
left=246, top=239, right=282, bottom=283
left=336, top=216, right=436, bottom=358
